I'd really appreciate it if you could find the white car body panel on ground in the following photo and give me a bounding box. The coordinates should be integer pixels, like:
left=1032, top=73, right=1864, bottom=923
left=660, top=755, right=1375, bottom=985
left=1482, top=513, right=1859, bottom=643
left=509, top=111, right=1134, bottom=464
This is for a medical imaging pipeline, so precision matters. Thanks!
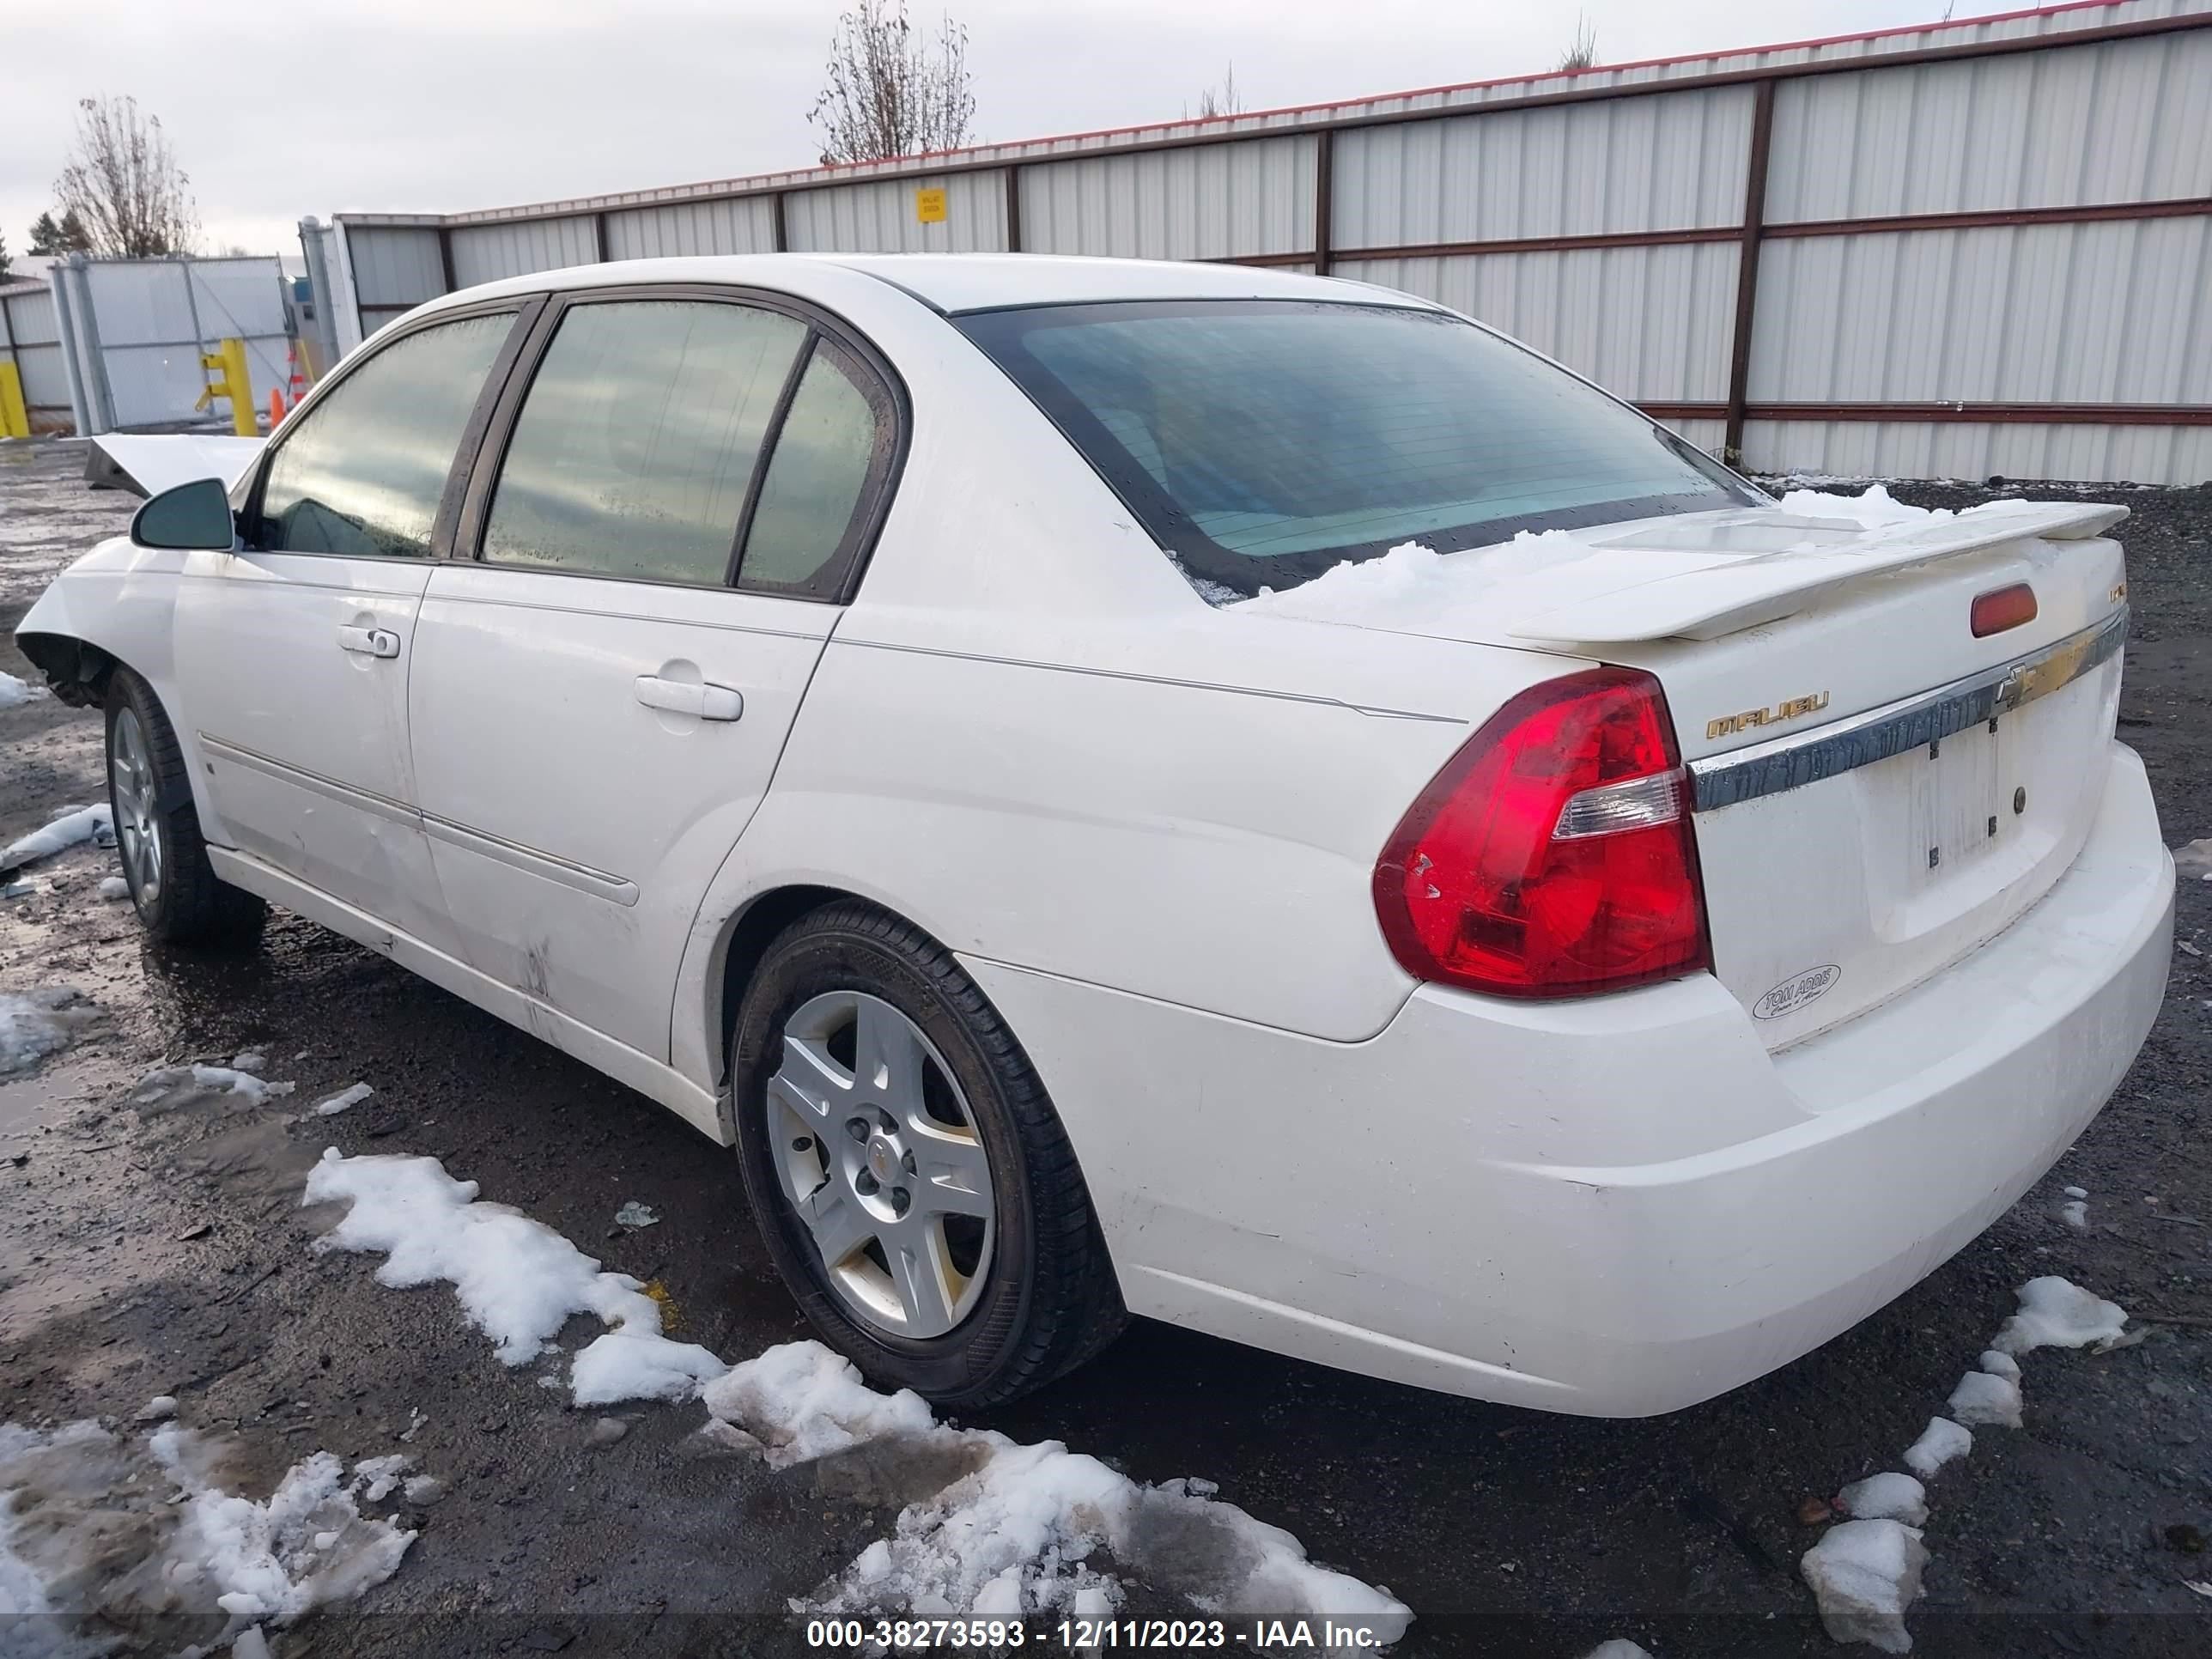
left=15, top=253, right=2173, bottom=1415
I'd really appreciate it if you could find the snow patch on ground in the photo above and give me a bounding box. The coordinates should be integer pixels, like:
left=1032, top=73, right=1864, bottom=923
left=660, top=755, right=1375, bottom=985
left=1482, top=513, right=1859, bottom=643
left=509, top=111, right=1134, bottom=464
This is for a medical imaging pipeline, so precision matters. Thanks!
left=705, top=1341, right=1412, bottom=1638
left=1799, top=1519, right=1928, bottom=1654
left=0, top=670, right=44, bottom=709
left=1835, top=1472, right=1927, bottom=1527
left=2, top=804, right=113, bottom=872
left=318, top=1157, right=1407, bottom=1636
left=1990, top=1276, right=2130, bottom=1355
left=1579, top=1644, right=1656, bottom=1659
left=131, top=1064, right=295, bottom=1111
left=2059, top=1200, right=2088, bottom=1230
left=312, top=1082, right=375, bottom=1116
left=0, top=1418, right=414, bottom=1652
left=0, top=989, right=96, bottom=1075
left=1977, top=1350, right=2021, bottom=1382
left=1902, top=1418, right=1972, bottom=1479
left=94, top=875, right=130, bottom=901
left=1946, top=1370, right=2024, bottom=1429
left=302, top=1150, right=724, bottom=1407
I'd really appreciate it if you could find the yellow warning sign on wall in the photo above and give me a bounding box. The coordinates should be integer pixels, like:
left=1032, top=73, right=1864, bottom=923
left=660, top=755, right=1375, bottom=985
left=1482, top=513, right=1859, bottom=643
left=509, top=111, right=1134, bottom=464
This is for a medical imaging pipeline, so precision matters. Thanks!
left=915, top=187, right=948, bottom=224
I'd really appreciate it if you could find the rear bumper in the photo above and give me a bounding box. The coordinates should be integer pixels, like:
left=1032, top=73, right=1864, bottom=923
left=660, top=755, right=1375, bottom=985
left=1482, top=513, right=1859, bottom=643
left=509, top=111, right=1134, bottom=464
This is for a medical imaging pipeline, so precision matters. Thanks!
left=967, top=743, right=2173, bottom=1416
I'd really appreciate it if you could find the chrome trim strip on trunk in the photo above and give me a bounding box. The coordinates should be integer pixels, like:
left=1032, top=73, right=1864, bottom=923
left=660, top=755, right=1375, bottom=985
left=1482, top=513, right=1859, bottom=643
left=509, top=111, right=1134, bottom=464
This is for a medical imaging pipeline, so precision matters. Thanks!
left=1689, top=607, right=2126, bottom=811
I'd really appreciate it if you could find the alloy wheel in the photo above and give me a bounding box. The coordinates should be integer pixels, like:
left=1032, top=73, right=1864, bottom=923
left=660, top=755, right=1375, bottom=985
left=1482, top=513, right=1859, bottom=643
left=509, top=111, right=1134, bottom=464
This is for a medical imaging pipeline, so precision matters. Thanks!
left=767, top=989, right=996, bottom=1339
left=109, top=706, right=164, bottom=905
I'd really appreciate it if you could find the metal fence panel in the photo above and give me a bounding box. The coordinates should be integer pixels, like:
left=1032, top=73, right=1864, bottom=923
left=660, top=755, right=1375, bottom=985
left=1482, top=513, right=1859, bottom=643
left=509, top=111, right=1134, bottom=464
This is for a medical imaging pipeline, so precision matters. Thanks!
left=784, top=172, right=1009, bottom=252
left=450, top=216, right=598, bottom=287
left=321, top=3, right=2212, bottom=483
left=1334, top=86, right=1756, bottom=250
left=346, top=224, right=446, bottom=336
left=1340, top=240, right=1740, bottom=404
left=605, top=197, right=779, bottom=258
left=1750, top=216, right=2212, bottom=404
left=1767, top=30, right=2212, bottom=222
left=1744, top=418, right=2212, bottom=485
left=3, top=289, right=70, bottom=421
left=1019, top=136, right=1316, bottom=259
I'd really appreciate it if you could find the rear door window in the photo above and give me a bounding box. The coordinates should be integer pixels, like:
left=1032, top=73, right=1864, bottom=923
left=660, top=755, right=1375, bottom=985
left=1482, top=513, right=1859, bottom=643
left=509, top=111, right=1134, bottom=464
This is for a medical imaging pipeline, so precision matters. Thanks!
left=956, top=299, right=1759, bottom=598
left=735, top=337, right=897, bottom=600
left=482, top=299, right=808, bottom=586
left=257, top=312, right=514, bottom=559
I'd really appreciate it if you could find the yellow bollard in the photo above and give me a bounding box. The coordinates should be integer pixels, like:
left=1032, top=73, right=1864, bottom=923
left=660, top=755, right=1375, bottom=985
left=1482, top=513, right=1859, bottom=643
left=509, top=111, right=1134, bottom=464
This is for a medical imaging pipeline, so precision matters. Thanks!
left=194, top=338, right=258, bottom=438
left=0, top=362, right=28, bottom=439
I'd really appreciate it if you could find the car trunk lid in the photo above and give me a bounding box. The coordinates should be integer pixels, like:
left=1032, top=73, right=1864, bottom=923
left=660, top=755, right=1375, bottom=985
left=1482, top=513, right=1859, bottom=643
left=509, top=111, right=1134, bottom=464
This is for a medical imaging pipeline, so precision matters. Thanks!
left=1240, top=491, right=2130, bottom=1048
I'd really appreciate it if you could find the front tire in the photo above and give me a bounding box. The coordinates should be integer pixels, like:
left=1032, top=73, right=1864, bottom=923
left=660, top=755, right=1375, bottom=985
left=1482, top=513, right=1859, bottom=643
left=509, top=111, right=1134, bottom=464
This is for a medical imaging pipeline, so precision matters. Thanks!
left=731, top=901, right=1124, bottom=1408
left=105, top=669, right=265, bottom=947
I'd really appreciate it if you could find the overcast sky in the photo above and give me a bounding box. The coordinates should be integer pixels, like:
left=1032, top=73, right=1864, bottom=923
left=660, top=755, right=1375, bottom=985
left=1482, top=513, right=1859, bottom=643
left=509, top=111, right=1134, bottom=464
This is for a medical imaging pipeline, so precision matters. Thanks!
left=4, top=0, right=1937, bottom=258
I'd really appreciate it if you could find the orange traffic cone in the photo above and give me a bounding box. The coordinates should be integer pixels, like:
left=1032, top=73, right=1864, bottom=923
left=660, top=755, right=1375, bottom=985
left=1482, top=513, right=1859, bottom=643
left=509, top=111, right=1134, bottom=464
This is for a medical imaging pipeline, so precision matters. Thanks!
left=269, top=388, right=286, bottom=427
left=285, top=341, right=307, bottom=409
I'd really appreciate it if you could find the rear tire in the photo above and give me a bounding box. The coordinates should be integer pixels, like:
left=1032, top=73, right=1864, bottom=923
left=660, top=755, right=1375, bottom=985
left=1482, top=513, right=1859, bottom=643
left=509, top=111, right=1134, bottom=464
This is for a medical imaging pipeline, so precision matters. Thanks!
left=731, top=900, right=1125, bottom=1409
left=104, top=669, right=266, bottom=948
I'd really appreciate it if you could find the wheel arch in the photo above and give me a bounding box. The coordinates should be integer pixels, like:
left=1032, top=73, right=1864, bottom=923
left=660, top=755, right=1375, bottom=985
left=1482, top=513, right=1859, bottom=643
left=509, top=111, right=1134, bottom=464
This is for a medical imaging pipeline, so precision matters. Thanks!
left=706, top=883, right=861, bottom=1124
left=15, top=631, right=119, bottom=708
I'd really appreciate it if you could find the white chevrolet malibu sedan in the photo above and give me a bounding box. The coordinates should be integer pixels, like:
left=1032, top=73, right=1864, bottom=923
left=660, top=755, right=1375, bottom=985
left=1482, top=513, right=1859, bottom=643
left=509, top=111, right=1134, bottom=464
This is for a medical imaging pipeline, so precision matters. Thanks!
left=18, top=255, right=2173, bottom=1415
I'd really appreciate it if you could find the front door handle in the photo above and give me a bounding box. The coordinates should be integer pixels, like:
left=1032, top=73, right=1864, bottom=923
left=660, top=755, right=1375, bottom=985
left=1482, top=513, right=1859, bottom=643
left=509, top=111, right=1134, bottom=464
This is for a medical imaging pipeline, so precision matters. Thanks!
left=338, top=625, right=401, bottom=659
left=634, top=674, right=743, bottom=722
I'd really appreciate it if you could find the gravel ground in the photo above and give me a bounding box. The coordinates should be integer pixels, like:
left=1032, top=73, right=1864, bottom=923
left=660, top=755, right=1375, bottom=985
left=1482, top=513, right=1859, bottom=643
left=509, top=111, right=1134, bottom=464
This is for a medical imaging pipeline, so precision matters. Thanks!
left=2, top=437, right=2208, bottom=1658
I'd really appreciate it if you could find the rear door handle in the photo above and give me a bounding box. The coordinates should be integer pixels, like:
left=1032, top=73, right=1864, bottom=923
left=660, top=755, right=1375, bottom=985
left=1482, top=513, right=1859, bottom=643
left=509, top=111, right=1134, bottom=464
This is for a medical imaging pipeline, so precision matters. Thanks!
left=338, top=625, right=401, bottom=659
left=634, top=674, right=743, bottom=722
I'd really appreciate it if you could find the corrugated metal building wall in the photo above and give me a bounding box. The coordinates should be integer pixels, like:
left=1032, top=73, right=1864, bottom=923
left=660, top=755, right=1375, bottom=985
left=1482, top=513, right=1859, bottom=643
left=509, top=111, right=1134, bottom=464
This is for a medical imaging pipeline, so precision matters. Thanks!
left=0, top=283, right=72, bottom=432
left=330, top=0, right=2212, bottom=483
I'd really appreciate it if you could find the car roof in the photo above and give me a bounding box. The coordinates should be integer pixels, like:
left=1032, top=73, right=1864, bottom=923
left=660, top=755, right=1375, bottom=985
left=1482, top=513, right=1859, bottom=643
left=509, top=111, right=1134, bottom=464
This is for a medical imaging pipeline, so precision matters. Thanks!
left=420, top=252, right=1437, bottom=319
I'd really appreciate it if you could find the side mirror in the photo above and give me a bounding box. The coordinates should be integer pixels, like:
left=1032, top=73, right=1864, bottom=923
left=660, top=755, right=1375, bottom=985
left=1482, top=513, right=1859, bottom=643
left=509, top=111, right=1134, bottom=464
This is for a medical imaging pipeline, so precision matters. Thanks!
left=131, top=477, right=238, bottom=551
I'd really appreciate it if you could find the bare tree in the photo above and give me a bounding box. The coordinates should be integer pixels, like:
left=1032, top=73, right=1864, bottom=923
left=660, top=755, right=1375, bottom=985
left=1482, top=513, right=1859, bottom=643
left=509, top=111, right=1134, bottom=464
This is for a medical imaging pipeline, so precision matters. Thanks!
left=808, top=0, right=975, bottom=164
left=0, top=233, right=11, bottom=283
left=1557, top=15, right=1598, bottom=72
left=51, top=94, right=198, bottom=258
left=1184, top=64, right=1243, bottom=120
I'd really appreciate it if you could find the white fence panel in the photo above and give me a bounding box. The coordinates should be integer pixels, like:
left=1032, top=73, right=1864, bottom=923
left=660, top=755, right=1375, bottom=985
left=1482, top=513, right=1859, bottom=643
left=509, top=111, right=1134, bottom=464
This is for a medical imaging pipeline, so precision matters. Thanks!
left=1019, top=136, right=1316, bottom=260
left=346, top=225, right=445, bottom=334
left=449, top=216, right=597, bottom=287
left=1334, top=86, right=1756, bottom=249
left=784, top=172, right=1009, bottom=253
left=606, top=198, right=779, bottom=258
left=1341, top=240, right=1739, bottom=404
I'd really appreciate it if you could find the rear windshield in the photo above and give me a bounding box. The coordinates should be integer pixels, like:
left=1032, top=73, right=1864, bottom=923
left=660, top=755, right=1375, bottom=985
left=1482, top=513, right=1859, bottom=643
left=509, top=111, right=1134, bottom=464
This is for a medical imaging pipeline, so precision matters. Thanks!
left=956, top=299, right=1760, bottom=599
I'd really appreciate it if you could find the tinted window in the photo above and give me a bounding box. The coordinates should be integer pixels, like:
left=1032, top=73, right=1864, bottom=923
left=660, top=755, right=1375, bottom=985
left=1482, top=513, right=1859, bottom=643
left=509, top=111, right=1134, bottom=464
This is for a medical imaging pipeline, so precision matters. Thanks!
left=957, top=300, right=1759, bottom=598
left=258, top=313, right=513, bottom=559
left=737, top=339, right=894, bottom=599
left=483, top=300, right=806, bottom=586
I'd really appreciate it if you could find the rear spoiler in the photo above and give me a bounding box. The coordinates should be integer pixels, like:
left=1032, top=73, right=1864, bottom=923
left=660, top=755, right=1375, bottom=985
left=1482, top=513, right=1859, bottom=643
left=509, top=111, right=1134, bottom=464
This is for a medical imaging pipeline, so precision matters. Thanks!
left=1505, top=501, right=2129, bottom=645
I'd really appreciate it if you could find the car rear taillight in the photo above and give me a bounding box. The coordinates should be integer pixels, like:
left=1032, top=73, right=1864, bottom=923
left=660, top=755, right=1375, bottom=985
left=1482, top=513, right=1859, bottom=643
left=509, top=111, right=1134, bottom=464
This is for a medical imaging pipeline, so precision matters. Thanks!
left=1373, top=667, right=1711, bottom=999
